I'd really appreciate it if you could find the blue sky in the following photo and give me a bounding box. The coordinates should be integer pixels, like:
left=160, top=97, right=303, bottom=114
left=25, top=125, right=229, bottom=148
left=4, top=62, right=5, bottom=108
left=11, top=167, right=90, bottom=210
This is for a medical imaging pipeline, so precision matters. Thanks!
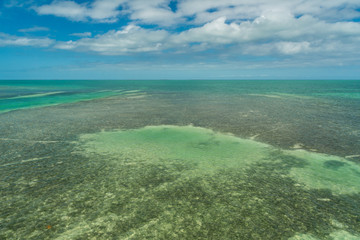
left=1, top=0, right=360, bottom=80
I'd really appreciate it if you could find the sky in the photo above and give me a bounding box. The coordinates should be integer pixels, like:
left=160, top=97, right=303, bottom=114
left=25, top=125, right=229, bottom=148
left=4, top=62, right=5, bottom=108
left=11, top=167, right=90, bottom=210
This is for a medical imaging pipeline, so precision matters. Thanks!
left=0, top=0, right=360, bottom=80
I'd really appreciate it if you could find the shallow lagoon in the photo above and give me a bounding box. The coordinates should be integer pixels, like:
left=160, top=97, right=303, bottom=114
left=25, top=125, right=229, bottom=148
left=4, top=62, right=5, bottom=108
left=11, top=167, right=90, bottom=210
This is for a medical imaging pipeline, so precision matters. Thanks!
left=0, top=80, right=359, bottom=239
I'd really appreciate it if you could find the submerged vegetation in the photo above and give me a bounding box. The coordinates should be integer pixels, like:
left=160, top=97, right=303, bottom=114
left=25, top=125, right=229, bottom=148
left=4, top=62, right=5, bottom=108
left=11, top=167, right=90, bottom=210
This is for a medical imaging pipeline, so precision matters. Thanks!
left=0, top=80, right=359, bottom=239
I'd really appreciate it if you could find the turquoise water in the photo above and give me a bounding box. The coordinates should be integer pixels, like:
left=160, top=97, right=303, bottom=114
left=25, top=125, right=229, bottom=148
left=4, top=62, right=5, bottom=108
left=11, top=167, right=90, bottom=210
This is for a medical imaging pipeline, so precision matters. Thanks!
left=1, top=80, right=359, bottom=113
left=0, top=80, right=359, bottom=239
left=0, top=80, right=146, bottom=112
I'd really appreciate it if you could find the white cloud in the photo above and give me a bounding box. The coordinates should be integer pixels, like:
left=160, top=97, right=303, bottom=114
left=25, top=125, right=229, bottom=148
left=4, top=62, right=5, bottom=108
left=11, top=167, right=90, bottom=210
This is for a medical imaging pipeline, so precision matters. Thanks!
left=174, top=14, right=360, bottom=46
left=53, top=11, right=360, bottom=57
left=89, top=0, right=125, bottom=20
left=34, top=0, right=180, bottom=24
left=35, top=0, right=126, bottom=22
left=174, top=17, right=241, bottom=44
left=177, top=0, right=360, bottom=24
left=33, top=0, right=360, bottom=27
left=0, top=33, right=54, bottom=47
left=3, top=0, right=360, bottom=77
left=123, top=0, right=181, bottom=26
left=18, top=26, right=50, bottom=32
left=70, top=32, right=92, bottom=37
left=36, top=1, right=89, bottom=21
left=55, top=25, right=168, bottom=54
left=55, top=40, right=77, bottom=50
left=26, top=0, right=360, bottom=62
left=243, top=41, right=311, bottom=55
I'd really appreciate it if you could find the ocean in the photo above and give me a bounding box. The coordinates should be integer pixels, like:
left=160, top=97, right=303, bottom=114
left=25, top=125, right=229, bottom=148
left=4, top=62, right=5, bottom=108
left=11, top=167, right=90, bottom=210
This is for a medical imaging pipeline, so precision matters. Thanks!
left=0, top=80, right=359, bottom=239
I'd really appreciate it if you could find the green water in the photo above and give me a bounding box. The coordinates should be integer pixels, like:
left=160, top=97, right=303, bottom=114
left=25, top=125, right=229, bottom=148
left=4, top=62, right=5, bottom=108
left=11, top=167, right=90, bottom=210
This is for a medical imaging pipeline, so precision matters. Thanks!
left=80, top=125, right=360, bottom=196
left=0, top=80, right=359, bottom=239
left=287, top=150, right=360, bottom=195
left=80, top=125, right=270, bottom=173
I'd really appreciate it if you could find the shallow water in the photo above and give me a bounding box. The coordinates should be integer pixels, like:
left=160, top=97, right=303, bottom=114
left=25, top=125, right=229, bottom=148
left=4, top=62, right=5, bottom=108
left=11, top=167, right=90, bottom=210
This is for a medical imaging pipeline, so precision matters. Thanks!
left=0, top=80, right=359, bottom=239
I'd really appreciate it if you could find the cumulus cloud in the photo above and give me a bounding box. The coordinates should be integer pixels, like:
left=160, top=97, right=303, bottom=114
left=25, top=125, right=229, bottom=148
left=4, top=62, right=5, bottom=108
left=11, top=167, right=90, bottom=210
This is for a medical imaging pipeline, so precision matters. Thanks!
left=34, top=0, right=182, bottom=25
left=175, top=13, right=360, bottom=45
left=123, top=0, right=181, bottom=26
left=7, top=0, right=360, bottom=61
left=36, top=1, right=89, bottom=21
left=33, top=0, right=360, bottom=27
left=177, top=0, right=360, bottom=24
left=35, top=0, right=126, bottom=22
left=52, top=12, right=360, bottom=57
left=55, top=25, right=168, bottom=54
left=243, top=41, right=312, bottom=56
left=0, top=33, right=54, bottom=47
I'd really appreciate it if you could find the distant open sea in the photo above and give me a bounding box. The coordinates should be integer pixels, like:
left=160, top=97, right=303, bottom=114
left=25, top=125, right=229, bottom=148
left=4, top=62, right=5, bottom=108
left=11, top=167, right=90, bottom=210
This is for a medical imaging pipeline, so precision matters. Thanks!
left=1, top=80, right=359, bottom=239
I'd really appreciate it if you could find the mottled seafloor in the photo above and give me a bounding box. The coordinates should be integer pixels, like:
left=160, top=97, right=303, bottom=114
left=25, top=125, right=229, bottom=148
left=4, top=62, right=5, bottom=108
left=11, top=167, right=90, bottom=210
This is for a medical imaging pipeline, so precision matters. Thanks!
left=0, top=80, right=359, bottom=239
